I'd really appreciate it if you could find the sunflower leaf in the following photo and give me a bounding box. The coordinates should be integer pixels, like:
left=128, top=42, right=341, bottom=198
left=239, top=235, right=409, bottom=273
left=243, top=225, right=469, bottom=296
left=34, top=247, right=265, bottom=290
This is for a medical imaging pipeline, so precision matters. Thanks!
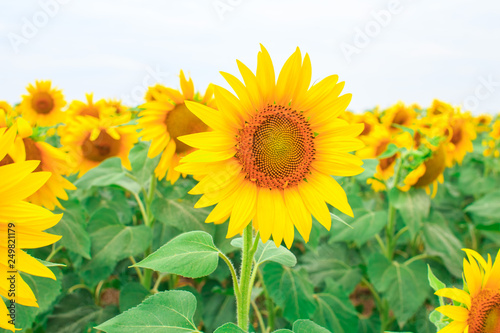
left=95, top=290, right=201, bottom=333
left=263, top=263, right=317, bottom=323
left=134, top=231, right=220, bottom=278
left=293, top=320, right=332, bottom=333
left=214, top=323, right=246, bottom=333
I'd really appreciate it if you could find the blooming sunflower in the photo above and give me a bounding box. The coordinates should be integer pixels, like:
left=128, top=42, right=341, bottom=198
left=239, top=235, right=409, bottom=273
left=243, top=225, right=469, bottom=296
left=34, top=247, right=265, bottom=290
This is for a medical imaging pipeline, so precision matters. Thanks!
left=61, top=116, right=138, bottom=176
left=445, top=112, right=477, bottom=166
left=175, top=46, right=364, bottom=247
left=0, top=102, right=15, bottom=120
left=428, top=99, right=454, bottom=117
left=400, top=144, right=446, bottom=197
left=435, top=249, right=500, bottom=333
left=18, top=80, right=66, bottom=127
left=474, top=114, right=492, bottom=133
left=145, top=84, right=170, bottom=102
left=0, top=119, right=75, bottom=209
left=0, top=126, right=62, bottom=332
left=137, top=70, right=215, bottom=183
left=66, top=93, right=113, bottom=119
left=381, top=101, right=417, bottom=132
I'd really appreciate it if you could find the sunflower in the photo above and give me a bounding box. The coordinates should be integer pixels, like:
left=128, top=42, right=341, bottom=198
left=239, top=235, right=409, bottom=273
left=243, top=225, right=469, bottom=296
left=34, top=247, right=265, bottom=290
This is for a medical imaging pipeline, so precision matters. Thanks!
left=400, top=144, right=446, bottom=197
left=0, top=102, right=15, bottom=120
left=381, top=101, right=417, bottom=132
left=0, top=118, right=75, bottom=210
left=435, top=249, right=500, bottom=333
left=66, top=93, right=113, bottom=119
left=137, top=70, right=215, bottom=183
left=175, top=46, right=364, bottom=248
left=0, top=126, right=62, bottom=332
left=483, top=120, right=500, bottom=158
left=445, top=112, right=477, bottom=166
left=428, top=99, right=454, bottom=117
left=61, top=116, right=138, bottom=177
left=18, top=80, right=66, bottom=127
left=474, top=114, right=493, bottom=133
left=145, top=84, right=170, bottom=102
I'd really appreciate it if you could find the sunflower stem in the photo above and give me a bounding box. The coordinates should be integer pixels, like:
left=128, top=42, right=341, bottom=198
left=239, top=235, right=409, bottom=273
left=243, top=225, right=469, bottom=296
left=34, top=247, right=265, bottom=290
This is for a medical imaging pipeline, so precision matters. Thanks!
left=385, top=156, right=404, bottom=260
left=237, top=223, right=257, bottom=332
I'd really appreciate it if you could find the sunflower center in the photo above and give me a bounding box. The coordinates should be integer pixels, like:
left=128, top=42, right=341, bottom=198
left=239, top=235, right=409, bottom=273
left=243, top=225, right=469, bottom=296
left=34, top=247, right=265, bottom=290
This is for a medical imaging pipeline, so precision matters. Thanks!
left=31, top=92, right=54, bottom=114
left=0, top=138, right=43, bottom=172
left=164, top=103, right=208, bottom=154
left=82, top=131, right=121, bottom=162
left=451, top=123, right=463, bottom=145
left=392, top=109, right=409, bottom=126
left=236, top=104, right=315, bottom=189
left=468, top=289, right=500, bottom=333
left=414, top=145, right=446, bottom=187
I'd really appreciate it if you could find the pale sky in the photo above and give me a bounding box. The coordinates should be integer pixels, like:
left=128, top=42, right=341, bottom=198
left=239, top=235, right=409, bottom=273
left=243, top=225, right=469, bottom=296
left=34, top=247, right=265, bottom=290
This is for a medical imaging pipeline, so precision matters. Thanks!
left=1, top=0, right=499, bottom=114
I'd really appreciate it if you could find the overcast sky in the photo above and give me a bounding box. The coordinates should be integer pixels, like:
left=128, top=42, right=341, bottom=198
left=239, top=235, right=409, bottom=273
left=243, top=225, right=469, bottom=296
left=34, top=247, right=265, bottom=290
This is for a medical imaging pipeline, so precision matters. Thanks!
left=1, top=0, right=499, bottom=114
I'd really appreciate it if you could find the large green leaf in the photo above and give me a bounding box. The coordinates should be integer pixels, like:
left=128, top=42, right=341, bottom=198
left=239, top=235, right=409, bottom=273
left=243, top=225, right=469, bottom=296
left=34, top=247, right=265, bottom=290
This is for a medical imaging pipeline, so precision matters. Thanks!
left=135, top=231, right=220, bottom=278
left=49, top=199, right=91, bottom=259
left=263, top=263, right=317, bottom=323
left=47, top=289, right=119, bottom=333
left=465, top=190, right=500, bottom=220
left=80, top=208, right=152, bottom=286
left=231, top=238, right=297, bottom=267
left=421, top=223, right=463, bottom=277
left=96, top=290, right=202, bottom=333
left=313, top=280, right=359, bottom=333
left=129, top=142, right=161, bottom=184
left=330, top=210, right=388, bottom=246
left=74, top=158, right=141, bottom=194
left=367, top=253, right=430, bottom=326
left=300, top=244, right=362, bottom=292
left=83, top=187, right=133, bottom=225
left=389, top=188, right=430, bottom=237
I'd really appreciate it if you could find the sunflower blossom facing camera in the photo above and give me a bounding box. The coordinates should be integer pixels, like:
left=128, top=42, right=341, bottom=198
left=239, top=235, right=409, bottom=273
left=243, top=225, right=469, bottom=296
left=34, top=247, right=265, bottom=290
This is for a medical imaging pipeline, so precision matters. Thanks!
left=0, top=126, right=63, bottom=332
left=137, top=70, right=215, bottom=183
left=176, top=45, right=364, bottom=248
left=61, top=116, right=138, bottom=176
left=435, top=249, right=500, bottom=333
left=18, top=80, right=66, bottom=127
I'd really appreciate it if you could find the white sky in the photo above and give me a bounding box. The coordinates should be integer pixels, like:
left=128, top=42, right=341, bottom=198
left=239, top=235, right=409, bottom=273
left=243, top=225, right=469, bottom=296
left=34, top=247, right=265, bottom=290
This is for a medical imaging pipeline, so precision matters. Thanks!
left=1, top=0, right=499, bottom=114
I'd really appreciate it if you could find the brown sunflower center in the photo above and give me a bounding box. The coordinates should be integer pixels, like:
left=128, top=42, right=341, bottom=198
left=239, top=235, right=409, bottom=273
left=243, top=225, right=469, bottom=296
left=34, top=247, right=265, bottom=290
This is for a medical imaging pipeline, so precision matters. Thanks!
left=361, top=122, right=373, bottom=136
left=468, top=289, right=500, bottom=333
left=0, top=138, right=43, bottom=171
left=414, top=145, right=446, bottom=187
left=451, top=123, right=463, bottom=145
left=31, top=92, right=54, bottom=114
left=82, top=131, right=121, bottom=162
left=392, top=109, right=409, bottom=126
left=80, top=106, right=100, bottom=118
left=236, top=104, right=315, bottom=189
left=164, top=103, right=208, bottom=154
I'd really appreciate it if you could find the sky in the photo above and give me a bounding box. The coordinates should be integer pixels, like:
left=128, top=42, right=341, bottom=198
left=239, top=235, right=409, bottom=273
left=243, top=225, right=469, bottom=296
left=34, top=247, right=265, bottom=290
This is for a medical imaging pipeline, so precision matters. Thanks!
left=0, top=0, right=499, bottom=114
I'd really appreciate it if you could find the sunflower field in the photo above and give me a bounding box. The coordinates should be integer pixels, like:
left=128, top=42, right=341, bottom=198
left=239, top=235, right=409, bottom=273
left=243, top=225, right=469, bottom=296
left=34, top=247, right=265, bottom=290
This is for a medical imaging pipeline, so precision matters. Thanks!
left=1, top=46, right=500, bottom=333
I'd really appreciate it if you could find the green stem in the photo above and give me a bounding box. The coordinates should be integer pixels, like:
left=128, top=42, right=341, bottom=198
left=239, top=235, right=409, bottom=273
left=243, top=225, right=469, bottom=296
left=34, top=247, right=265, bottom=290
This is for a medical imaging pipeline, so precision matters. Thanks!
left=237, top=224, right=256, bottom=331
left=219, top=252, right=241, bottom=297
left=141, top=174, right=158, bottom=289
left=45, top=244, right=63, bottom=262
left=385, top=158, right=404, bottom=260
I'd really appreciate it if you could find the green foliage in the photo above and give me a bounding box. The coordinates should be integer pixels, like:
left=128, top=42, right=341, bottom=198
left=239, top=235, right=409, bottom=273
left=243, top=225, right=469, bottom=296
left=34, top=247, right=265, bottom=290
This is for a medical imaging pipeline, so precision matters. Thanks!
left=134, top=231, right=220, bottom=278
left=231, top=238, right=297, bottom=267
left=96, top=290, right=201, bottom=332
